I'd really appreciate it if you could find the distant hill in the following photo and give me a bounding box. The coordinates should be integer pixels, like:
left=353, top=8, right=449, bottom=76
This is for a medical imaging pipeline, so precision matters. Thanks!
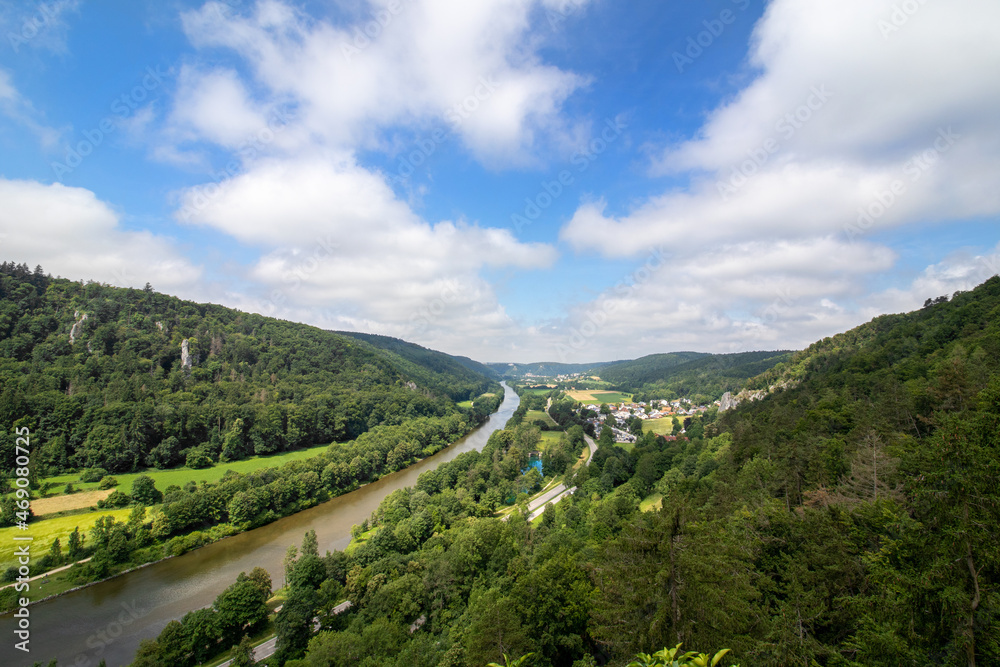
left=596, top=350, right=792, bottom=400
left=335, top=331, right=501, bottom=385
left=486, top=361, right=614, bottom=378
left=590, top=351, right=708, bottom=384
left=0, top=262, right=498, bottom=473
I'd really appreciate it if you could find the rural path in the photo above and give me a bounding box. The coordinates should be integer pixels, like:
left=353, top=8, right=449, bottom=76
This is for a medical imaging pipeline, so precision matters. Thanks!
left=0, top=556, right=92, bottom=591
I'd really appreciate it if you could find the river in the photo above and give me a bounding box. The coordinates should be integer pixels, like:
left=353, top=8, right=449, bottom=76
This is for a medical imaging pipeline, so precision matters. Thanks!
left=1, top=383, right=518, bottom=667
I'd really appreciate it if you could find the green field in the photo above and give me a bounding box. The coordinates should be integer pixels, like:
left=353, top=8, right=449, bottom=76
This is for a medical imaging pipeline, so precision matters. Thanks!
left=642, top=416, right=678, bottom=436
left=41, top=443, right=333, bottom=496
left=537, top=431, right=565, bottom=449
left=640, top=492, right=664, bottom=512
left=525, top=410, right=559, bottom=427
left=520, top=386, right=557, bottom=396
left=565, top=390, right=633, bottom=404
left=0, top=508, right=133, bottom=569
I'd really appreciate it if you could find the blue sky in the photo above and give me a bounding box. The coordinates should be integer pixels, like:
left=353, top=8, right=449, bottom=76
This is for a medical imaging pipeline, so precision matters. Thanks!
left=1, top=0, right=998, bottom=363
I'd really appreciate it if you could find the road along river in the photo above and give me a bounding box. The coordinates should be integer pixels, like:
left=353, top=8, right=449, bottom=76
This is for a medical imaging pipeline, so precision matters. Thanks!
left=0, top=384, right=518, bottom=667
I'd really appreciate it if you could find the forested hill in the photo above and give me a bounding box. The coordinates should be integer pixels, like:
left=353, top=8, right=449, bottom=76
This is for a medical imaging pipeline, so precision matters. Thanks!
left=124, top=278, right=1000, bottom=667
left=594, top=350, right=789, bottom=400
left=336, top=331, right=500, bottom=382
left=0, top=262, right=499, bottom=474
left=486, top=360, right=613, bottom=378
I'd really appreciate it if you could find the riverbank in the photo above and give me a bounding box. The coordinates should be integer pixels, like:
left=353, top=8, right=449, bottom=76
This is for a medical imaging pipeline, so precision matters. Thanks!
left=0, top=385, right=518, bottom=667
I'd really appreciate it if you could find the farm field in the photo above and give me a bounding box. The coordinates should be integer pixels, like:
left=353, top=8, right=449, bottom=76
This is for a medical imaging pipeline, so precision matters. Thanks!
left=31, top=489, right=114, bottom=517
left=41, top=443, right=332, bottom=497
left=642, top=416, right=678, bottom=436
left=564, top=390, right=633, bottom=404
left=0, top=508, right=132, bottom=569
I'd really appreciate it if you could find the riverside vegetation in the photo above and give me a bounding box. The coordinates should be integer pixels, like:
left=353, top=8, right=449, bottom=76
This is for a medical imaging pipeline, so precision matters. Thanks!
left=0, top=262, right=502, bottom=606
left=134, top=276, right=999, bottom=667
left=5, top=263, right=1000, bottom=666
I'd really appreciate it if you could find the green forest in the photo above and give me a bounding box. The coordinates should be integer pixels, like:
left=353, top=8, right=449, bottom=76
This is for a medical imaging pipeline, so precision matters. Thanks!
left=595, top=350, right=793, bottom=403
left=0, top=262, right=500, bottom=479
left=130, top=276, right=1000, bottom=667
left=3, top=262, right=1000, bottom=667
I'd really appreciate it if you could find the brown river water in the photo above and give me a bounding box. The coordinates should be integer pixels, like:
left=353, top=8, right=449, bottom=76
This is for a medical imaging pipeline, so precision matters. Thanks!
left=0, top=383, right=517, bottom=667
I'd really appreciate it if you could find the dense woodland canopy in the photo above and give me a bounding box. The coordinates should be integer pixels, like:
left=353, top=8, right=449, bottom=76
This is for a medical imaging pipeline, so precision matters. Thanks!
left=0, top=262, right=499, bottom=479
left=4, top=261, right=999, bottom=666
left=137, top=276, right=1000, bottom=667
left=595, top=350, right=793, bottom=403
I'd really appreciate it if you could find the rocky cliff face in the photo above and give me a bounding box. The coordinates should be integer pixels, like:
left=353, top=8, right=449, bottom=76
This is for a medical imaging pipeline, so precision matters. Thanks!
left=69, top=311, right=88, bottom=343
left=181, top=339, right=193, bottom=370
left=719, top=382, right=794, bottom=412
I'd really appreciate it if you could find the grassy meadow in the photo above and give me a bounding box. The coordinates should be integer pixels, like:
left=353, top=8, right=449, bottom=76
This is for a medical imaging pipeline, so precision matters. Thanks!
left=642, top=416, right=678, bottom=436
left=0, top=508, right=133, bottom=570
left=40, top=443, right=333, bottom=497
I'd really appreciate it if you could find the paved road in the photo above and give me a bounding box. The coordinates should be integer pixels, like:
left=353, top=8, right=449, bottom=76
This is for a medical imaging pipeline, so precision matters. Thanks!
left=218, top=635, right=277, bottom=667
left=502, top=431, right=599, bottom=522
left=583, top=434, right=598, bottom=464
left=527, top=486, right=576, bottom=521
left=528, top=482, right=568, bottom=513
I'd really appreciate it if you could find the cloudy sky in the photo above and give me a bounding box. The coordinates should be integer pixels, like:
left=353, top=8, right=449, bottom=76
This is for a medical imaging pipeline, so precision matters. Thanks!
left=0, top=0, right=998, bottom=363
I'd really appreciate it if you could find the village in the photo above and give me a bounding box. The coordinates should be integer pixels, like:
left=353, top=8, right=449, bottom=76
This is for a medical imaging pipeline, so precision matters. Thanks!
left=578, top=397, right=715, bottom=444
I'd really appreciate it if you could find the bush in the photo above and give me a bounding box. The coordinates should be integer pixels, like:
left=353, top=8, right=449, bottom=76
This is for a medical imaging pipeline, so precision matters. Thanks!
left=98, top=476, right=119, bottom=490
left=2, top=566, right=18, bottom=582
left=80, top=468, right=108, bottom=483
left=64, top=483, right=76, bottom=494
left=131, top=475, right=163, bottom=505
left=186, top=448, right=214, bottom=469
left=98, top=490, right=132, bottom=508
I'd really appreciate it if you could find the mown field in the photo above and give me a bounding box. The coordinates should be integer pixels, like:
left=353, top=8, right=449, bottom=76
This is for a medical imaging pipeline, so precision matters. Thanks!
left=564, top=390, right=633, bottom=404
left=642, top=416, right=678, bottom=435
left=31, top=489, right=114, bottom=516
